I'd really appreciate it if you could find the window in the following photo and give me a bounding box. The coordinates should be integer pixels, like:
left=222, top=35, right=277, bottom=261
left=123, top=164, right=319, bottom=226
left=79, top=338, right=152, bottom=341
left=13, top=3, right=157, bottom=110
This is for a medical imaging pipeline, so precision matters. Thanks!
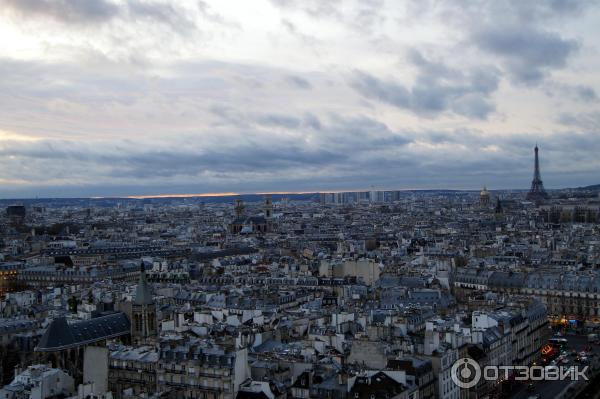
left=149, top=313, right=155, bottom=331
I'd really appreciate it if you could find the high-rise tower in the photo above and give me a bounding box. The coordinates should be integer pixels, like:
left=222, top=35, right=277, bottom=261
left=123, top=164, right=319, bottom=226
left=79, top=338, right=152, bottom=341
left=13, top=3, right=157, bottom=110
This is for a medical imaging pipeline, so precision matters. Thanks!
left=526, top=145, right=549, bottom=203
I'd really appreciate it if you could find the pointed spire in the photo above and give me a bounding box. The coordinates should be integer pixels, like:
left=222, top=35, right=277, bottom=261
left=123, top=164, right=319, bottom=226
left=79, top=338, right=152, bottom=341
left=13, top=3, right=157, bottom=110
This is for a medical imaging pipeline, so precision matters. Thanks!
left=527, top=144, right=549, bottom=202
left=134, top=263, right=154, bottom=305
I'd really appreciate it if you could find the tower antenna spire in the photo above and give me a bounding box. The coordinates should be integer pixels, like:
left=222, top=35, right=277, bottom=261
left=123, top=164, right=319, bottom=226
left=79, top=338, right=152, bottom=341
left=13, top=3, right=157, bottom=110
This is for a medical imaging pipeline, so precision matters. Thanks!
left=526, top=144, right=548, bottom=204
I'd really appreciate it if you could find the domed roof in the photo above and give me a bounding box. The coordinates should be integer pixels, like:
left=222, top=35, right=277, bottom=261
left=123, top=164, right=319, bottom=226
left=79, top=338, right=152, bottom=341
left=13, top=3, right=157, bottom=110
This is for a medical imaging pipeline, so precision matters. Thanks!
left=480, top=186, right=490, bottom=197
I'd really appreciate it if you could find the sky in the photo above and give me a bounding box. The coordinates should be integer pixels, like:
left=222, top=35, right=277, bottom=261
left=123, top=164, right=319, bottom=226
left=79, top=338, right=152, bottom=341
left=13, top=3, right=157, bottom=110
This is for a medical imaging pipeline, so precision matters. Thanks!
left=0, top=0, right=600, bottom=198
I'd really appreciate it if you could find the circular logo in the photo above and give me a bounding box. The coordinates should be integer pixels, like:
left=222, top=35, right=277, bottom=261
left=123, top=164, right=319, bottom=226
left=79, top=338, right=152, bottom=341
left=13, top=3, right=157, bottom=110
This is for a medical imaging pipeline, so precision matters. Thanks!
left=451, top=358, right=481, bottom=389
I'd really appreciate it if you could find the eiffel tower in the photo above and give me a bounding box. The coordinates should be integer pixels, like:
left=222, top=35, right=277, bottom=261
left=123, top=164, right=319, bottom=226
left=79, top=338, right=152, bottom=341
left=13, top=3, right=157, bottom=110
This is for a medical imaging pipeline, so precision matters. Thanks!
left=526, top=144, right=549, bottom=203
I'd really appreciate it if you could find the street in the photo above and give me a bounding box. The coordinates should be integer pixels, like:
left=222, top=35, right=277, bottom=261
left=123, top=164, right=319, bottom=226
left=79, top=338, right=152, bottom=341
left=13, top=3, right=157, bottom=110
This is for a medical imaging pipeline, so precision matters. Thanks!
left=510, top=334, right=599, bottom=399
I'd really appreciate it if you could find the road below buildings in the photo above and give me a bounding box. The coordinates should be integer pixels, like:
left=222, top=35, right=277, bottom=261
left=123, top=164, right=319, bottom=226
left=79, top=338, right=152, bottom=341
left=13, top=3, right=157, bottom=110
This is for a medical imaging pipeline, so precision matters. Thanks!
left=510, top=334, right=600, bottom=399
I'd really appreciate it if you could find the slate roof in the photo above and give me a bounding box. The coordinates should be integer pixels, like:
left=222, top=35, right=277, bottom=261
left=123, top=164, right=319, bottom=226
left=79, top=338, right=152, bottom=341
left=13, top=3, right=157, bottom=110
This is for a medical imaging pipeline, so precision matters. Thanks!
left=350, top=372, right=407, bottom=398
left=488, top=271, right=525, bottom=288
left=36, top=312, right=130, bottom=351
left=482, top=326, right=504, bottom=348
left=525, top=272, right=600, bottom=292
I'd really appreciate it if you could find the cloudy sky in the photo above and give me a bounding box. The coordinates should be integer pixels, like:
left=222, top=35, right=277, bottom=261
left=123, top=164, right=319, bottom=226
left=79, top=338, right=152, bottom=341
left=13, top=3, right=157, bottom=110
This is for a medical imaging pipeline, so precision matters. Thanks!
left=1, top=0, right=599, bottom=198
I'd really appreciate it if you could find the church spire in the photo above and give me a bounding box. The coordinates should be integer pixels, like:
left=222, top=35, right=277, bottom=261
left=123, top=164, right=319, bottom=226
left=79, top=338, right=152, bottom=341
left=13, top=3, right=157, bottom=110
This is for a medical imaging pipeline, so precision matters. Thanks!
left=134, top=263, right=154, bottom=306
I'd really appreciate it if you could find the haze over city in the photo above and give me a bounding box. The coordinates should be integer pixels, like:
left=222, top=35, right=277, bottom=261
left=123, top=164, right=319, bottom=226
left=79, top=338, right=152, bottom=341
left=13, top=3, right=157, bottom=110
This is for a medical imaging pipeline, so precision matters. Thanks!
left=1, top=0, right=599, bottom=197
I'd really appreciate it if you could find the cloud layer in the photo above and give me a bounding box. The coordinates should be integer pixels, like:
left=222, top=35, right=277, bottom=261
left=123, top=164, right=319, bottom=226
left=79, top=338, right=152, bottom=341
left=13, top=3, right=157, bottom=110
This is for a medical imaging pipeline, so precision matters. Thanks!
left=0, top=0, right=599, bottom=197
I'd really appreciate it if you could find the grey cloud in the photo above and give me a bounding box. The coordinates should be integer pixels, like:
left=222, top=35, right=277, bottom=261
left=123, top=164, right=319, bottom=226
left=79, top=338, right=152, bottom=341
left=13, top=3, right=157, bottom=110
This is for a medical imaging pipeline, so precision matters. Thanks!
left=474, top=26, right=578, bottom=84
left=286, top=75, right=312, bottom=89
left=209, top=107, right=322, bottom=131
left=212, top=110, right=408, bottom=152
left=196, top=1, right=240, bottom=28
left=558, top=112, right=600, bottom=131
left=1, top=0, right=119, bottom=23
left=0, top=140, right=92, bottom=161
left=418, top=129, right=487, bottom=146
left=117, top=146, right=346, bottom=178
left=126, top=1, right=195, bottom=32
left=303, top=113, right=322, bottom=130
left=256, top=114, right=303, bottom=129
left=209, top=105, right=248, bottom=128
left=352, top=72, right=410, bottom=108
left=272, top=0, right=386, bottom=35
left=574, top=85, right=598, bottom=102
left=506, top=0, right=593, bottom=21
left=352, top=52, right=500, bottom=118
left=1, top=0, right=194, bottom=32
left=451, top=94, right=495, bottom=119
left=270, top=0, right=342, bottom=19
left=281, top=19, right=319, bottom=46
left=543, top=131, right=600, bottom=153
left=0, top=138, right=345, bottom=181
left=323, top=116, right=412, bottom=151
left=2, top=124, right=600, bottom=196
left=433, top=1, right=595, bottom=29
left=0, top=0, right=599, bottom=198
left=256, top=113, right=322, bottom=131
left=546, top=83, right=599, bottom=103
left=407, top=49, right=460, bottom=80
left=348, top=0, right=385, bottom=34
left=0, top=112, right=413, bottom=187
left=421, top=1, right=592, bottom=86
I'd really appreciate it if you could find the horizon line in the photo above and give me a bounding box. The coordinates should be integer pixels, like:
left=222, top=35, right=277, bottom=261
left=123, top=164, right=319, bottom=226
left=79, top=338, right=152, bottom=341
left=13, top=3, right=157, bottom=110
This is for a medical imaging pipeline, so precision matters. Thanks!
left=0, top=187, right=552, bottom=201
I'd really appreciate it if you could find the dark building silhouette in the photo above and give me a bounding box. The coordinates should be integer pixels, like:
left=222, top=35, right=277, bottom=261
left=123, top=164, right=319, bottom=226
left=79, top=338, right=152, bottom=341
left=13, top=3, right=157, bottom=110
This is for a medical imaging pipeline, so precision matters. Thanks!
left=526, top=145, right=549, bottom=203
left=495, top=197, right=503, bottom=214
left=6, top=205, right=26, bottom=226
left=230, top=196, right=272, bottom=234
left=131, top=264, right=156, bottom=343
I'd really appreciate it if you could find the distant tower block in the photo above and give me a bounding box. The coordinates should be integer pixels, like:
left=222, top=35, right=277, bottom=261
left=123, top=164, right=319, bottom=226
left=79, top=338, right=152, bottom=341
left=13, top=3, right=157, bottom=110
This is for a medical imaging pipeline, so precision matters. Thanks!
left=526, top=145, right=549, bottom=203
left=234, top=198, right=245, bottom=218
left=480, top=186, right=490, bottom=207
left=264, top=194, right=273, bottom=219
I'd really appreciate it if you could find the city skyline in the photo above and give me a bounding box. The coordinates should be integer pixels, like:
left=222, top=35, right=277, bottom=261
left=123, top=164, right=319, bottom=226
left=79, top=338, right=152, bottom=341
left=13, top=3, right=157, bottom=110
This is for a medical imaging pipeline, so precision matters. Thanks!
left=0, top=146, right=594, bottom=202
left=1, top=1, right=600, bottom=198
left=3, top=3, right=600, bottom=397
